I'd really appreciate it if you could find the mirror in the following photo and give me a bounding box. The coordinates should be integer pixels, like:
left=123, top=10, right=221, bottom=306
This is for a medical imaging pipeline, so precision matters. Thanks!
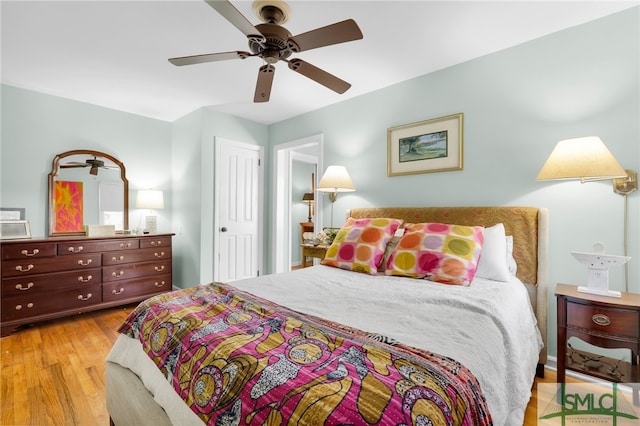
left=48, top=150, right=128, bottom=236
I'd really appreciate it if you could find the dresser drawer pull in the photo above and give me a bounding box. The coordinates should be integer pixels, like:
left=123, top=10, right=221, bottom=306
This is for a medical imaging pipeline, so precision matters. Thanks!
left=77, top=293, right=92, bottom=301
left=119, top=242, right=132, bottom=249
left=155, top=281, right=166, bottom=288
left=20, top=249, right=40, bottom=257
left=112, top=288, right=125, bottom=295
left=154, top=251, right=165, bottom=258
left=150, top=241, right=163, bottom=246
left=592, top=314, right=611, bottom=326
left=15, top=264, right=34, bottom=272
left=15, top=283, right=34, bottom=291
left=67, top=246, right=83, bottom=253
left=111, top=255, right=125, bottom=262
left=111, top=271, right=125, bottom=278
left=77, top=259, right=93, bottom=266
left=154, top=265, right=165, bottom=272
left=77, top=275, right=93, bottom=283
left=15, top=303, right=34, bottom=310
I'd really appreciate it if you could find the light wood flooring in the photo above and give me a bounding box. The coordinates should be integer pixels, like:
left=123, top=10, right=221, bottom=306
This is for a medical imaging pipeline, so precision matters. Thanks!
left=2, top=306, right=572, bottom=425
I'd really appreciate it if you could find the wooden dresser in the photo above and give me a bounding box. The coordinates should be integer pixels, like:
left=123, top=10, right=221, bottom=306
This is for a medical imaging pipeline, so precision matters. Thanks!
left=1, top=233, right=173, bottom=336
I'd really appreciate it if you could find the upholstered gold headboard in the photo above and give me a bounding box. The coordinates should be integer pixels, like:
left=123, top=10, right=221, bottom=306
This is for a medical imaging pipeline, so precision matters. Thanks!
left=347, top=206, right=549, bottom=370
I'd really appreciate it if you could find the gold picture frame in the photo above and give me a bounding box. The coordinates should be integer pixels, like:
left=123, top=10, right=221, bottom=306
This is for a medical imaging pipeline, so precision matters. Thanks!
left=387, top=113, right=463, bottom=176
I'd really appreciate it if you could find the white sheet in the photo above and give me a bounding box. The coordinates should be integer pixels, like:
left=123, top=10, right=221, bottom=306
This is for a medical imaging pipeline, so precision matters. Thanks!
left=108, top=265, right=543, bottom=425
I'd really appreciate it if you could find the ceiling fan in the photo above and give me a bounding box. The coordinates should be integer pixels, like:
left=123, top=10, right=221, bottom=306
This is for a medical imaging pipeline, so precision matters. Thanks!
left=60, top=157, right=119, bottom=176
left=169, top=0, right=363, bottom=102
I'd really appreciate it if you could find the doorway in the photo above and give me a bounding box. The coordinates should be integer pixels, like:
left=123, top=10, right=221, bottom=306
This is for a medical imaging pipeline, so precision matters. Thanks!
left=273, top=134, right=323, bottom=273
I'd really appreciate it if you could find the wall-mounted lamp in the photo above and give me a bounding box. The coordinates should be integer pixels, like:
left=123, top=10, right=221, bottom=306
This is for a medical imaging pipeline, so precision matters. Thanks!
left=537, top=136, right=637, bottom=293
left=136, top=189, right=164, bottom=234
left=317, top=165, right=355, bottom=227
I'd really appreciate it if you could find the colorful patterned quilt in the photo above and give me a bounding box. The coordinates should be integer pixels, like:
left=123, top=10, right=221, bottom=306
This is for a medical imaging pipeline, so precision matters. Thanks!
left=119, top=283, right=493, bottom=425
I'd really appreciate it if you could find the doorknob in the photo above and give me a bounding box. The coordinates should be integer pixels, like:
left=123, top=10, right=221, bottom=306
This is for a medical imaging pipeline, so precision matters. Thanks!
left=220, top=227, right=228, bottom=232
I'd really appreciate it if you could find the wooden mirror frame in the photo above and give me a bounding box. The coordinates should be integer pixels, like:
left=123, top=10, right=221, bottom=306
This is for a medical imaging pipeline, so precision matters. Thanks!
left=48, top=149, right=128, bottom=236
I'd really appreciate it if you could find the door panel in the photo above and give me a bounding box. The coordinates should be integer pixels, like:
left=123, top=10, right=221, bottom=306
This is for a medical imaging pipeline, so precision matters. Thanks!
left=215, top=139, right=262, bottom=282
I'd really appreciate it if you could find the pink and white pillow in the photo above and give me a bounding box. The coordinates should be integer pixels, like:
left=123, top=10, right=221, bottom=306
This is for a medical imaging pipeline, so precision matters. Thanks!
left=322, top=217, right=403, bottom=275
left=385, top=222, right=484, bottom=285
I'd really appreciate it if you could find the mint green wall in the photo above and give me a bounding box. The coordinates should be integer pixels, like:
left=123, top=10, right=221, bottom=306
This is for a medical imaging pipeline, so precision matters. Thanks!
left=170, top=107, right=269, bottom=288
left=269, top=8, right=639, bottom=359
left=0, top=84, right=172, bottom=238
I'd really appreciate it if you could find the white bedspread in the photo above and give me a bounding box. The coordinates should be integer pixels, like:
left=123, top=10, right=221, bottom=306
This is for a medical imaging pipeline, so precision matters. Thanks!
left=108, top=265, right=542, bottom=425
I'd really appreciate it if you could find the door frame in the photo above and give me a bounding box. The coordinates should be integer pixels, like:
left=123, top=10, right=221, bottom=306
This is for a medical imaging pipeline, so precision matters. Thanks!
left=272, top=134, right=323, bottom=273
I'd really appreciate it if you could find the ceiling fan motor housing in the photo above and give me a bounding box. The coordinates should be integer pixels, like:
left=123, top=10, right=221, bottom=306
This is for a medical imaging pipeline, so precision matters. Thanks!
left=251, top=23, right=295, bottom=63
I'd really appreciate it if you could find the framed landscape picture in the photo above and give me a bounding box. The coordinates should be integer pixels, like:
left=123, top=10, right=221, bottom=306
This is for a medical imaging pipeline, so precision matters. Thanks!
left=387, top=113, right=463, bottom=176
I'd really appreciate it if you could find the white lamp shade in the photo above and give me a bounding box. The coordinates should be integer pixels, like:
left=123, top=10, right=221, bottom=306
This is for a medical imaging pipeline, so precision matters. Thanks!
left=136, top=189, right=164, bottom=209
left=536, top=136, right=626, bottom=182
left=317, top=165, right=356, bottom=192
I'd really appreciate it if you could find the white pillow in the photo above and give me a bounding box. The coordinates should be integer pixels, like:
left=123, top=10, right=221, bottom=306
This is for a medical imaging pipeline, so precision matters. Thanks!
left=506, top=235, right=517, bottom=275
left=476, top=223, right=511, bottom=282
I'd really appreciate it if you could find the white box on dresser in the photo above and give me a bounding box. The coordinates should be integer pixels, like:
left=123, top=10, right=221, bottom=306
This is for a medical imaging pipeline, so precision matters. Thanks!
left=1, top=233, right=173, bottom=337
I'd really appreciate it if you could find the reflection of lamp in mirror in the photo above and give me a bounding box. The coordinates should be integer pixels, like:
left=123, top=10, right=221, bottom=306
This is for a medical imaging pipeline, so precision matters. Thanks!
left=317, top=165, right=355, bottom=227
left=537, top=136, right=637, bottom=292
left=136, top=189, right=164, bottom=234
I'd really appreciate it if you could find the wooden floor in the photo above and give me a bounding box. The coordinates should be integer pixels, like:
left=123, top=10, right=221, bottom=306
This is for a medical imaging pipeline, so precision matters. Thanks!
left=1, top=306, right=570, bottom=425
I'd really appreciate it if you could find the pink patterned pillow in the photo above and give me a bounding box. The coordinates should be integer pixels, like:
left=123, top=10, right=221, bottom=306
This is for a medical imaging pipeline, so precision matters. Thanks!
left=322, top=217, right=403, bottom=275
left=385, top=222, right=484, bottom=285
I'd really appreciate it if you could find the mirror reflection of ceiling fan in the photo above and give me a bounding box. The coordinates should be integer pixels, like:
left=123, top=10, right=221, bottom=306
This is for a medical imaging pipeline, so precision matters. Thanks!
left=169, top=0, right=363, bottom=102
left=60, top=157, right=119, bottom=176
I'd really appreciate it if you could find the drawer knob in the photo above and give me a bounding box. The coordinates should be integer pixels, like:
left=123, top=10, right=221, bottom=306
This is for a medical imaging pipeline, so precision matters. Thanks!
left=119, top=243, right=132, bottom=249
left=77, top=293, right=92, bottom=301
left=15, top=264, right=34, bottom=272
left=77, top=259, right=93, bottom=266
left=15, top=303, right=33, bottom=310
left=78, top=275, right=93, bottom=283
left=151, top=241, right=163, bottom=246
left=111, top=255, right=125, bottom=262
left=154, top=265, right=165, bottom=272
left=154, top=280, right=166, bottom=288
left=112, top=288, right=125, bottom=295
left=154, top=251, right=165, bottom=258
left=592, top=314, right=611, bottom=326
left=68, top=246, right=84, bottom=253
left=20, top=249, right=40, bottom=257
left=112, top=271, right=125, bottom=277
left=15, top=282, right=34, bottom=291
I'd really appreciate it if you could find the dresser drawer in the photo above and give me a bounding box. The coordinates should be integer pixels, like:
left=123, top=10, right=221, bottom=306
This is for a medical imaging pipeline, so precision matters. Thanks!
left=140, top=236, right=172, bottom=249
left=57, top=238, right=140, bottom=255
left=2, top=242, right=57, bottom=260
left=102, top=247, right=172, bottom=266
left=2, top=253, right=101, bottom=278
left=2, top=268, right=101, bottom=297
left=1, top=284, right=101, bottom=322
left=102, top=274, right=172, bottom=302
left=567, top=301, right=640, bottom=337
left=103, top=260, right=172, bottom=282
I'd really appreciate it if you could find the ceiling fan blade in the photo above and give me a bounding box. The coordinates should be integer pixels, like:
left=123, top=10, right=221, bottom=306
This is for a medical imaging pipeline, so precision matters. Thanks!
left=288, top=19, right=363, bottom=53
left=169, top=51, right=250, bottom=66
left=287, top=59, right=351, bottom=94
left=60, top=163, right=88, bottom=168
left=204, top=0, right=265, bottom=44
left=254, top=64, right=275, bottom=103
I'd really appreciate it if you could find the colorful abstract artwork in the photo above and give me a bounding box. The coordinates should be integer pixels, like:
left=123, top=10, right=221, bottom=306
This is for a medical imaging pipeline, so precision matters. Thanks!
left=54, top=181, right=84, bottom=233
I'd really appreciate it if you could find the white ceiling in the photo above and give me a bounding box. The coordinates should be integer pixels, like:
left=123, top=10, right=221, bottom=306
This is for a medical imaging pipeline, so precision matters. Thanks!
left=2, top=0, right=637, bottom=125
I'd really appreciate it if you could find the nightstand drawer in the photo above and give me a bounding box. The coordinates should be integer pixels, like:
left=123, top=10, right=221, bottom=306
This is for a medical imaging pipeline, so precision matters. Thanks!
left=567, top=301, right=639, bottom=337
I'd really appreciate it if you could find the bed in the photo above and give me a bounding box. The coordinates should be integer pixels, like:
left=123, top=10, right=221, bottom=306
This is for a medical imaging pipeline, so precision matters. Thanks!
left=106, top=206, right=548, bottom=426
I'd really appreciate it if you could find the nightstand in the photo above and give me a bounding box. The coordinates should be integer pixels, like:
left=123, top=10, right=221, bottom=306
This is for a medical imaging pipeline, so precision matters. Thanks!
left=301, top=244, right=328, bottom=268
left=555, top=283, right=640, bottom=404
